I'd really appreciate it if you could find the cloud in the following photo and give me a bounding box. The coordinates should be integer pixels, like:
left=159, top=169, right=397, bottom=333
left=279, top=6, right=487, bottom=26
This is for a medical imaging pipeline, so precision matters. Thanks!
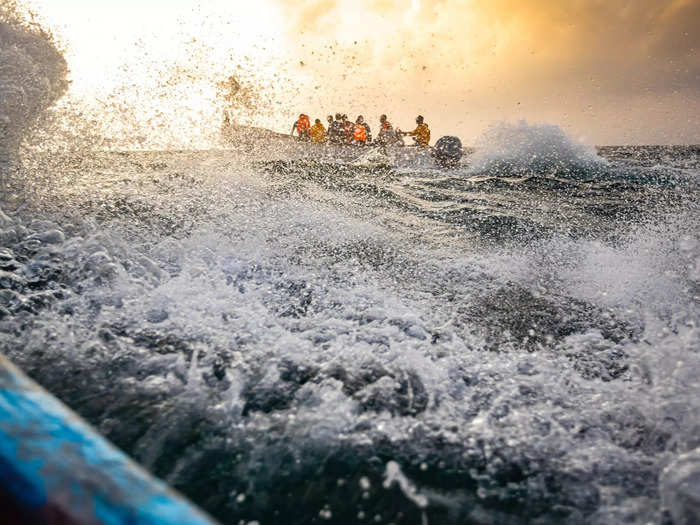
left=269, top=0, right=699, bottom=143
left=276, top=0, right=700, bottom=97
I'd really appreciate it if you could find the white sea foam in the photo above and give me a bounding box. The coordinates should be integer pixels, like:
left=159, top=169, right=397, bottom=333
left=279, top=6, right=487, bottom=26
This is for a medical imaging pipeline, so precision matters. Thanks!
left=469, top=120, right=605, bottom=177
left=1, top=4, right=698, bottom=522
left=1, top=148, right=697, bottom=522
left=0, top=6, right=67, bottom=173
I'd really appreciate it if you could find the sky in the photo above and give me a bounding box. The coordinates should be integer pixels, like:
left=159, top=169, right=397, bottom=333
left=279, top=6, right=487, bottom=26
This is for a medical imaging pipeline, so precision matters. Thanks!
left=24, top=0, right=700, bottom=145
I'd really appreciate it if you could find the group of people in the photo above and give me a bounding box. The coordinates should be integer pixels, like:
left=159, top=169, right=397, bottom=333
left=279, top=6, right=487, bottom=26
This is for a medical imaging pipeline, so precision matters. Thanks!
left=291, top=113, right=431, bottom=147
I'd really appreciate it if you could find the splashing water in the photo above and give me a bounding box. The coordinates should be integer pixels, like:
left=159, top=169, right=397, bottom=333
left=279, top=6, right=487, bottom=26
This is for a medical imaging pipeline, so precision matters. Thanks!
left=1, top=5, right=700, bottom=525
left=0, top=2, right=67, bottom=175
left=468, top=121, right=605, bottom=178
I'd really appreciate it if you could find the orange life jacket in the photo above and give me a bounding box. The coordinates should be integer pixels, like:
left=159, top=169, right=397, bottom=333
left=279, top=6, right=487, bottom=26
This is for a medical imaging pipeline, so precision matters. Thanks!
left=353, top=124, right=367, bottom=142
left=297, top=116, right=311, bottom=133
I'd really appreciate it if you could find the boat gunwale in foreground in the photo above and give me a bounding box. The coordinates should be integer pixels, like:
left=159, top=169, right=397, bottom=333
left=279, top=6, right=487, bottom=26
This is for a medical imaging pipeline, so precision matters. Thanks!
left=0, top=355, right=218, bottom=525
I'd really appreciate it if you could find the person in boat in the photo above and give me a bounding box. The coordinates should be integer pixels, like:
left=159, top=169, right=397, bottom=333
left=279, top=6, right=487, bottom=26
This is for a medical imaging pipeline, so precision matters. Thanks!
left=356, top=115, right=372, bottom=143
left=342, top=114, right=354, bottom=145
left=376, top=114, right=400, bottom=146
left=291, top=113, right=311, bottom=141
left=328, top=113, right=345, bottom=144
left=353, top=116, right=370, bottom=145
left=399, top=115, right=430, bottom=146
left=310, top=118, right=326, bottom=143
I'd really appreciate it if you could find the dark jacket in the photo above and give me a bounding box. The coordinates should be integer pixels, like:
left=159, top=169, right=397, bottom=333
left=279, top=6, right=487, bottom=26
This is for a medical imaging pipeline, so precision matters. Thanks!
left=328, top=120, right=344, bottom=144
left=362, top=123, right=372, bottom=142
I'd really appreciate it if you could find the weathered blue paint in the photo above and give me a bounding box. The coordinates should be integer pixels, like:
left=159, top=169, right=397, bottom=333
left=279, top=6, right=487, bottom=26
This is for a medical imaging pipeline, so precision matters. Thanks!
left=0, top=355, right=218, bottom=524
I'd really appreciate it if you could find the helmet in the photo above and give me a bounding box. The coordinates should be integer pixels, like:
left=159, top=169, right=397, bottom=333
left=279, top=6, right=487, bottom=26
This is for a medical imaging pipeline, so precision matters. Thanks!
left=416, top=115, right=424, bottom=124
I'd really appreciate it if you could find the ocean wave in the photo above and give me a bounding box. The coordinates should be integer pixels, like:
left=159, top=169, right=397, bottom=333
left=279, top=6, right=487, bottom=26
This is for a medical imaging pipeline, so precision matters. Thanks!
left=0, top=4, right=67, bottom=173
left=468, top=121, right=606, bottom=179
left=1, top=5, right=698, bottom=522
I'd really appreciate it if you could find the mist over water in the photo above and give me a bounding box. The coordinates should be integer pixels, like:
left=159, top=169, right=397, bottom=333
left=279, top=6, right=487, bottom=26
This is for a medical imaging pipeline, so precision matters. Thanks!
left=0, top=3, right=67, bottom=176
left=468, top=121, right=605, bottom=178
left=2, top=5, right=700, bottom=525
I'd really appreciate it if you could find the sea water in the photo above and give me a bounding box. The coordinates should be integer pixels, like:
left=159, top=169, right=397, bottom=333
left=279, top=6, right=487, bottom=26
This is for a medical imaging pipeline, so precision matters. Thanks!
left=2, top=8, right=700, bottom=525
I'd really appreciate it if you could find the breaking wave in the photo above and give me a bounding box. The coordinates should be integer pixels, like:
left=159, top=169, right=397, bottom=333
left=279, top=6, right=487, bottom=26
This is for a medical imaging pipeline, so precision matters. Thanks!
left=0, top=3, right=67, bottom=175
left=469, top=121, right=605, bottom=178
left=1, top=4, right=699, bottom=525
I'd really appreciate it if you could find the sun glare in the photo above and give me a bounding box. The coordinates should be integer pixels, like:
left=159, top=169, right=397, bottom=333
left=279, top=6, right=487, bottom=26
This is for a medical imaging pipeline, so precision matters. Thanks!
left=24, top=0, right=287, bottom=145
left=26, top=0, right=285, bottom=94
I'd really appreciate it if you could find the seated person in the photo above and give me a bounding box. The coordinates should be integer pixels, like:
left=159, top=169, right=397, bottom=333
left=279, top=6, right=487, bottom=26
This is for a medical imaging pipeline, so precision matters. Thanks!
left=310, top=118, right=326, bottom=143
left=399, top=115, right=430, bottom=146
left=328, top=113, right=345, bottom=144
left=353, top=116, right=369, bottom=145
left=376, top=114, right=400, bottom=146
left=291, top=114, right=311, bottom=140
left=342, top=114, right=354, bottom=145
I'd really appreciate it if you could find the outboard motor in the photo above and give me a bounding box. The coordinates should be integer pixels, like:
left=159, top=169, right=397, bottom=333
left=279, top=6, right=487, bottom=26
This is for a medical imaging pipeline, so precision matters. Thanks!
left=431, top=136, right=463, bottom=168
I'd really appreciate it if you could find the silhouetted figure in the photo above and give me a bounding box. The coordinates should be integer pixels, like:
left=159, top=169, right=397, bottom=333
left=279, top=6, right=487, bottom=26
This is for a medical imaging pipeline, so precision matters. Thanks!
left=376, top=114, right=400, bottom=146
left=328, top=113, right=345, bottom=144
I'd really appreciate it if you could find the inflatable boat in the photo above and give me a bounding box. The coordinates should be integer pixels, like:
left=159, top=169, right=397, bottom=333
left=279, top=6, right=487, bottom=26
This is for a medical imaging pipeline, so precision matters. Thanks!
left=0, top=355, right=217, bottom=525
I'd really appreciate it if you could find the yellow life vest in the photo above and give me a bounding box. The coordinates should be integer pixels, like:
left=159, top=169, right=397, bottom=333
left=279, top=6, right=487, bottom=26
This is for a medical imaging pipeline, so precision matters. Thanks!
left=310, top=122, right=326, bottom=143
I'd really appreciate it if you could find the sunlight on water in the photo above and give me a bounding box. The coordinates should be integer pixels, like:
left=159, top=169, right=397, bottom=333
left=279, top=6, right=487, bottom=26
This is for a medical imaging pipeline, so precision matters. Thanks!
left=1, top=3, right=700, bottom=525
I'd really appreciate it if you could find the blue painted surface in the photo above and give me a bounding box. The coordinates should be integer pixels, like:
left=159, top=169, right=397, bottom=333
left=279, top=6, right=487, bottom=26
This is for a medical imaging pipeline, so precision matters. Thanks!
left=0, top=356, right=218, bottom=524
